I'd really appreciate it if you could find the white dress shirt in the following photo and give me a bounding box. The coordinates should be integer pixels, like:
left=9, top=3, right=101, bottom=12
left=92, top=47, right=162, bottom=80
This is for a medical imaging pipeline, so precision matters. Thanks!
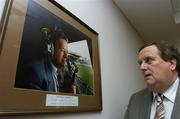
left=51, top=62, right=59, bottom=92
left=150, top=77, right=179, bottom=119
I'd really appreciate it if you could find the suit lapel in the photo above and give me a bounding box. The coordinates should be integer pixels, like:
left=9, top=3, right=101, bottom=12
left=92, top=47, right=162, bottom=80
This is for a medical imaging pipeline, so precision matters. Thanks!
left=171, top=80, right=180, bottom=119
left=141, top=89, right=153, bottom=119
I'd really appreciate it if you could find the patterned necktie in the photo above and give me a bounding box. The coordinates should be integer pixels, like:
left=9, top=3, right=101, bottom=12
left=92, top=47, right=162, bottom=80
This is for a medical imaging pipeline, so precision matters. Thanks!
left=154, top=94, right=165, bottom=119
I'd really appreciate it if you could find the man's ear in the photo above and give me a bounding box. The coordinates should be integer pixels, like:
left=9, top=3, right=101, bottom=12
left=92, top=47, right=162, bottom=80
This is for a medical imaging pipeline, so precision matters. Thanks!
left=170, top=58, right=177, bottom=71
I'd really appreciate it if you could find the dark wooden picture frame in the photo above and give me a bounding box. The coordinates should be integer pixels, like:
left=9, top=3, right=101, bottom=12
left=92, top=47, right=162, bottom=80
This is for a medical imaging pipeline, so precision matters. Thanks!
left=0, top=0, right=102, bottom=115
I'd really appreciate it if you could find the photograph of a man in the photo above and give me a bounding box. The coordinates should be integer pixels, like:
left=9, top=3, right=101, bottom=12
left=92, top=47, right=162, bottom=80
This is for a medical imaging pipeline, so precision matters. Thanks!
left=14, top=0, right=94, bottom=95
left=15, top=30, right=77, bottom=94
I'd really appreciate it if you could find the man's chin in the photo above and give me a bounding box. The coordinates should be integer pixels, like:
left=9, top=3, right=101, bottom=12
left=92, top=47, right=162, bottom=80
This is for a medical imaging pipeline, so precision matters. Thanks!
left=145, top=78, right=155, bottom=86
left=57, top=64, right=64, bottom=68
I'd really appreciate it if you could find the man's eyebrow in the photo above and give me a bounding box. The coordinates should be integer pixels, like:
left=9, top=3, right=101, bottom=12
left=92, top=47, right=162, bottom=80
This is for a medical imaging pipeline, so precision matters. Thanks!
left=59, top=48, right=68, bottom=52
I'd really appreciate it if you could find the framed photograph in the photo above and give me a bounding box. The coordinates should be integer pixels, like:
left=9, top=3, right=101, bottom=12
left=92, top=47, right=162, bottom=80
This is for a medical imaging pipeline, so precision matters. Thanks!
left=0, top=0, right=102, bottom=115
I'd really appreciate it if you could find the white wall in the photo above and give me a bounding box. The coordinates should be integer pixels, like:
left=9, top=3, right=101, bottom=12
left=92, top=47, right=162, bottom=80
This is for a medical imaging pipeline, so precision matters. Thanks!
left=0, top=0, right=145, bottom=119
left=0, top=0, right=6, bottom=21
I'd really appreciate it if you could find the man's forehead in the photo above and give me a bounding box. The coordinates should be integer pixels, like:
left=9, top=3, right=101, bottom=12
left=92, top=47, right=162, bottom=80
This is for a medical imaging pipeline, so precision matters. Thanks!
left=139, top=45, right=159, bottom=54
left=138, top=45, right=160, bottom=58
left=57, top=38, right=67, bottom=42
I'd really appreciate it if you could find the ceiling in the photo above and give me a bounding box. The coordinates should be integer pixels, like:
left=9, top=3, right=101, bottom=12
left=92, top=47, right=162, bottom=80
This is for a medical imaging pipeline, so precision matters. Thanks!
left=113, top=0, right=180, bottom=43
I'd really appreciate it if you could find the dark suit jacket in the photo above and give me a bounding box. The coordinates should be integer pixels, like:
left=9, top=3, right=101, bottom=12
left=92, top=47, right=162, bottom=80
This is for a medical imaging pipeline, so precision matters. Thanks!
left=15, top=57, right=58, bottom=92
left=124, top=80, right=180, bottom=119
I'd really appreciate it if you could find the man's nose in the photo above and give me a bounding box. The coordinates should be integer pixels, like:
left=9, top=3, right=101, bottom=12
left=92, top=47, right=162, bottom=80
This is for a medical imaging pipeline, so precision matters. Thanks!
left=64, top=52, right=68, bottom=58
left=140, top=62, right=147, bottom=70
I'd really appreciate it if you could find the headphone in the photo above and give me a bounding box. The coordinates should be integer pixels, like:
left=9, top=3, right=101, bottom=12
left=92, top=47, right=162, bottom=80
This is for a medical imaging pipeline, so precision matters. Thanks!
left=40, top=27, right=55, bottom=58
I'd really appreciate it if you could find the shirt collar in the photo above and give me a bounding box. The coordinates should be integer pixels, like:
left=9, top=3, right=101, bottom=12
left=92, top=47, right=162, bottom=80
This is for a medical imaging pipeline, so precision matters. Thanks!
left=153, top=77, right=179, bottom=103
left=51, top=62, right=58, bottom=75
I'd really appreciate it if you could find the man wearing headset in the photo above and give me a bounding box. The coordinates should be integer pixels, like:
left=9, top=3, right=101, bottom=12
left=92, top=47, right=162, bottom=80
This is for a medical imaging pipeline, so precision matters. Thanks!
left=15, top=30, right=77, bottom=93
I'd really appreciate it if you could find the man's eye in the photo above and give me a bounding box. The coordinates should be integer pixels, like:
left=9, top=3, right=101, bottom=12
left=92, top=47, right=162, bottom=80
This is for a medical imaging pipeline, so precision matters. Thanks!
left=138, top=61, right=142, bottom=65
left=145, top=58, right=153, bottom=64
left=59, top=48, right=68, bottom=53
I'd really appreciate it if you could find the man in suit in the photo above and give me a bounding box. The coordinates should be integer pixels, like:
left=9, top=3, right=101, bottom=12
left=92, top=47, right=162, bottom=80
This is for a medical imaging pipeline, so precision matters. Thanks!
left=15, top=30, right=76, bottom=93
left=124, top=41, right=180, bottom=119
